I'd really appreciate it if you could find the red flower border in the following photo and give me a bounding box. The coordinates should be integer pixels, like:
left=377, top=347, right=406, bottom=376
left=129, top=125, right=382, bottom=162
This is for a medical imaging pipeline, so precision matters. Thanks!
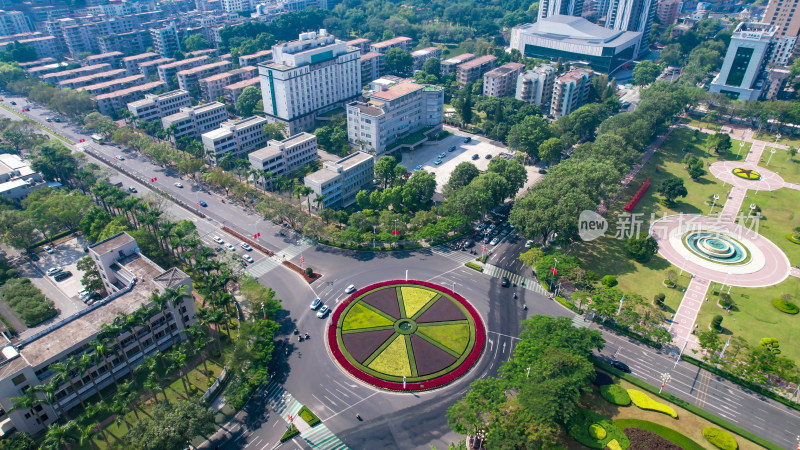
left=328, top=280, right=486, bottom=391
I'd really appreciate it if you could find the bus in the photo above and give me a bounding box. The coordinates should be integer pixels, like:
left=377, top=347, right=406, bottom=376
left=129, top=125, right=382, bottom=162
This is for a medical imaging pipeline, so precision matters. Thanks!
left=90, top=134, right=104, bottom=143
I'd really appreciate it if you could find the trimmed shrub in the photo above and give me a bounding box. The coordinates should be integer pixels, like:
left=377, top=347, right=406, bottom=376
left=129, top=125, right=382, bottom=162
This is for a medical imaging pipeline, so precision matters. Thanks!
left=0, top=278, right=56, bottom=326
left=601, top=384, right=632, bottom=406
left=703, top=427, right=738, bottom=450
left=464, top=262, right=483, bottom=272
left=298, top=406, right=321, bottom=427
left=772, top=298, right=799, bottom=314
left=602, top=275, right=618, bottom=287
left=627, top=389, right=678, bottom=418
left=589, top=424, right=606, bottom=440
left=568, top=408, right=630, bottom=449
left=280, top=424, right=299, bottom=442
left=654, top=293, right=665, bottom=307
left=711, top=315, right=723, bottom=331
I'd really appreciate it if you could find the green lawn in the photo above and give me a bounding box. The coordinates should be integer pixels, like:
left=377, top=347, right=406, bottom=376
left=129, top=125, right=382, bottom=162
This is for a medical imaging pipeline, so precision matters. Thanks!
left=755, top=145, right=800, bottom=185
left=695, top=277, right=800, bottom=363
left=752, top=130, right=800, bottom=149
left=680, top=117, right=722, bottom=132
left=731, top=187, right=800, bottom=267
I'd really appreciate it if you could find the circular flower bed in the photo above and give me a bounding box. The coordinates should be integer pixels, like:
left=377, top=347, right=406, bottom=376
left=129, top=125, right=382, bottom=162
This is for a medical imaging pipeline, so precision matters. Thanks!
left=328, top=280, right=485, bottom=391
left=731, top=168, right=761, bottom=180
left=787, top=234, right=800, bottom=245
left=772, top=298, right=799, bottom=314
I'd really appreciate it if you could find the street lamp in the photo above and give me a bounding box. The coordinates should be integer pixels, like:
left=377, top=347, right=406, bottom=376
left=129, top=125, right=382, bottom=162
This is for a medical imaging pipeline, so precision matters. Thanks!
left=709, top=194, right=719, bottom=215
left=659, top=372, right=671, bottom=393
left=736, top=140, right=744, bottom=158
left=766, top=148, right=777, bottom=166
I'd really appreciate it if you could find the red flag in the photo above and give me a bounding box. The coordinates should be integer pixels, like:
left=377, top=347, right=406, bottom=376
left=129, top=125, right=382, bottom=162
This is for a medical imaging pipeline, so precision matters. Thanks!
left=299, top=256, right=304, bottom=264
left=551, top=267, right=558, bottom=276
left=254, top=234, right=258, bottom=239
left=257, top=232, right=261, bottom=238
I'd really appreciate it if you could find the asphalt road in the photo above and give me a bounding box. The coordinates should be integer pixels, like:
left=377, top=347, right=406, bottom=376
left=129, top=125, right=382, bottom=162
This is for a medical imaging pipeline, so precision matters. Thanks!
left=3, top=94, right=800, bottom=449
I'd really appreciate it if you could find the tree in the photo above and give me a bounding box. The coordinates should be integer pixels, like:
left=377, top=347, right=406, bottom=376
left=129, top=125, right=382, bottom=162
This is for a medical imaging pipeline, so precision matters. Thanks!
left=625, top=235, right=659, bottom=262
left=457, top=92, right=474, bottom=125
left=658, top=177, right=687, bottom=207
left=708, top=132, right=732, bottom=154
left=263, top=122, right=286, bottom=140
left=236, top=86, right=262, bottom=117
left=374, top=156, right=399, bottom=189
left=684, top=155, right=705, bottom=179
left=76, top=256, right=104, bottom=293
left=711, top=315, right=723, bottom=332
left=10, top=388, right=45, bottom=429
left=443, top=162, right=480, bottom=197
left=507, top=115, right=552, bottom=159
left=182, top=34, right=211, bottom=52
left=632, top=61, right=662, bottom=86
left=384, top=48, right=413, bottom=74
left=401, top=170, right=436, bottom=211
left=422, top=57, right=441, bottom=77
left=537, top=137, right=562, bottom=163
left=518, top=248, right=543, bottom=268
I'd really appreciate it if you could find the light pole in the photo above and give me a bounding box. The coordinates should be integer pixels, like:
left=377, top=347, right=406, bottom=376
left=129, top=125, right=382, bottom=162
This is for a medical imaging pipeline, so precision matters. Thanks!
left=736, top=141, right=744, bottom=158
left=452, top=282, right=456, bottom=294
left=526, top=366, right=531, bottom=378
left=709, top=194, right=719, bottom=215
left=659, top=372, right=671, bottom=393
left=373, top=225, right=377, bottom=249
left=766, top=148, right=777, bottom=166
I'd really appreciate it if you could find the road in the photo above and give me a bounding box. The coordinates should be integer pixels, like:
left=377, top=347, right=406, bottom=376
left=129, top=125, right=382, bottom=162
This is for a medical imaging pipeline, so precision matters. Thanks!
left=2, top=93, right=800, bottom=449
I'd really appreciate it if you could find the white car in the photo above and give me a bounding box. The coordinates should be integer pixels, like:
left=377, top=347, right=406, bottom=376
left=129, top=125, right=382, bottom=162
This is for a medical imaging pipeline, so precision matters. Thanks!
left=488, top=224, right=496, bottom=231
left=434, top=159, right=442, bottom=165
left=116, top=155, right=125, bottom=161
left=242, top=254, right=254, bottom=263
left=43, top=245, right=54, bottom=254
left=438, top=152, right=446, bottom=158
left=317, top=305, right=330, bottom=318
left=310, top=298, right=322, bottom=309
left=213, top=236, right=224, bottom=244
left=240, top=242, right=253, bottom=251
left=344, top=284, right=356, bottom=294
left=525, top=240, right=534, bottom=248
left=174, top=182, right=183, bottom=188
left=225, top=243, right=236, bottom=252
left=490, top=237, right=500, bottom=245
left=46, top=267, right=62, bottom=276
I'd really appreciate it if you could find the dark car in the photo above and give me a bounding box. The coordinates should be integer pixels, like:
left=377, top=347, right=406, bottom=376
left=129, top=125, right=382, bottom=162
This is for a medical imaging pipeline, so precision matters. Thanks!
left=448, top=146, right=456, bottom=152
left=501, top=277, right=510, bottom=287
left=54, top=271, right=72, bottom=282
left=9, top=101, right=15, bottom=105
left=464, top=137, right=471, bottom=143
left=471, top=154, right=479, bottom=160
left=199, top=200, right=208, bottom=207
left=538, top=169, right=547, bottom=174
left=28, top=253, right=39, bottom=262
left=610, top=360, right=631, bottom=373
left=485, top=154, right=492, bottom=159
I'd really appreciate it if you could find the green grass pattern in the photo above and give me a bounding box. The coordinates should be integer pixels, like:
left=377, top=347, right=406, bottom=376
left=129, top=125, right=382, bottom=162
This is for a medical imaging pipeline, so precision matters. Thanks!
left=614, top=419, right=704, bottom=450
left=416, top=322, right=470, bottom=354
left=342, top=302, right=394, bottom=331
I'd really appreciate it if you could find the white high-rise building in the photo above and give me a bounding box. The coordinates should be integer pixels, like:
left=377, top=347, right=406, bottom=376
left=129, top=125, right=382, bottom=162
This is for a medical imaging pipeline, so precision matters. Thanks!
left=603, top=0, right=655, bottom=57
left=538, top=0, right=584, bottom=21
left=222, top=0, right=255, bottom=12
left=551, top=67, right=594, bottom=118
left=162, top=102, right=229, bottom=141
left=0, top=10, right=31, bottom=36
left=515, top=64, right=557, bottom=109
left=259, top=29, right=361, bottom=134
left=709, top=22, right=777, bottom=101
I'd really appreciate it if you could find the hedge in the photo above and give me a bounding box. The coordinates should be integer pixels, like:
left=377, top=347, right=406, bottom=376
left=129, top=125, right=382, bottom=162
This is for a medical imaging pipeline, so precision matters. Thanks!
left=280, top=424, right=299, bottom=442
left=703, top=427, right=738, bottom=450
left=568, top=408, right=630, bottom=449
left=600, top=384, right=631, bottom=406
left=28, top=229, right=75, bottom=250
left=464, top=262, right=483, bottom=272
left=681, top=354, right=800, bottom=412
left=298, top=406, right=321, bottom=427
left=628, top=389, right=677, bottom=418
left=556, top=296, right=583, bottom=314
left=771, top=298, right=799, bottom=314
left=593, top=319, right=662, bottom=349
left=615, top=419, right=704, bottom=450
left=592, top=357, right=781, bottom=450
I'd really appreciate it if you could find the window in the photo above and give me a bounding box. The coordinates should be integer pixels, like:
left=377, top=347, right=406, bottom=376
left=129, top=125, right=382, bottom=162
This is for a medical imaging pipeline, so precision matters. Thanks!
left=11, top=374, right=26, bottom=386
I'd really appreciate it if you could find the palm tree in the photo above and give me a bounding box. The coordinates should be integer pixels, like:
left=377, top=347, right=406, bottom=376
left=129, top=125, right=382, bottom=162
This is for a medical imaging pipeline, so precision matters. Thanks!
left=10, top=388, right=45, bottom=429
left=82, top=402, right=111, bottom=448
left=264, top=170, right=274, bottom=191
left=149, top=291, right=177, bottom=347
left=168, top=344, right=191, bottom=398
left=93, top=339, right=119, bottom=389
left=40, top=420, right=80, bottom=450
left=50, top=359, right=85, bottom=411
left=313, top=193, right=326, bottom=211
left=114, top=312, right=145, bottom=357
left=116, top=379, right=140, bottom=421
left=165, top=284, right=192, bottom=340
left=34, top=380, right=66, bottom=424
left=78, top=353, right=102, bottom=402
left=110, top=392, right=133, bottom=431
left=198, top=307, right=224, bottom=355
left=98, top=323, right=132, bottom=373
left=187, top=324, right=212, bottom=375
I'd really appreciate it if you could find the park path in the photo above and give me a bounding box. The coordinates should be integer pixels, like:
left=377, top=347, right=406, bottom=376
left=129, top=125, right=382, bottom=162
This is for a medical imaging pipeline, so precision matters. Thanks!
left=792, top=267, right=800, bottom=279
left=719, top=187, right=745, bottom=223
left=669, top=276, right=710, bottom=350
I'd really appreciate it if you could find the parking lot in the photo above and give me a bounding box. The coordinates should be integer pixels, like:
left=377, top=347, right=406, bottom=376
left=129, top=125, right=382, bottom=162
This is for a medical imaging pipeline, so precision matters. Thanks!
left=400, top=129, right=544, bottom=195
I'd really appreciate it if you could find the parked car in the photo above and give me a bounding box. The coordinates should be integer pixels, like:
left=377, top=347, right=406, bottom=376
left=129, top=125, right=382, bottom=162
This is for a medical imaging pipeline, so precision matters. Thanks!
left=174, top=182, right=183, bottom=188
left=434, top=159, right=442, bottom=165
left=54, top=271, right=72, bottom=282
left=471, top=154, right=479, bottom=160
left=538, top=169, right=547, bottom=174
left=9, top=101, right=16, bottom=105
left=46, top=267, right=62, bottom=276
left=345, top=284, right=356, bottom=294
left=490, top=237, right=500, bottom=245
left=438, top=152, right=446, bottom=158
left=476, top=223, right=486, bottom=231
left=243, top=254, right=254, bottom=263
left=213, top=236, right=224, bottom=244
left=463, top=240, right=474, bottom=248
left=240, top=242, right=253, bottom=251
left=128, top=187, right=137, bottom=193
left=310, top=298, right=322, bottom=310
left=28, top=253, right=39, bottom=262
left=501, top=277, right=510, bottom=287
left=464, top=137, right=471, bottom=143
left=610, top=360, right=631, bottom=373
left=225, top=243, right=236, bottom=252
left=317, top=305, right=330, bottom=318
left=43, top=245, right=54, bottom=254
left=525, top=240, right=534, bottom=248
left=485, top=154, right=492, bottom=159
left=487, top=224, right=496, bottom=231
left=414, top=165, right=422, bottom=171
left=448, top=146, right=456, bottom=152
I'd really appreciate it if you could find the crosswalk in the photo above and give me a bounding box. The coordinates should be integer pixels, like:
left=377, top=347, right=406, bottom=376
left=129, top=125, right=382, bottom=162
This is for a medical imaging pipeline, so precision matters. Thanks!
left=430, top=245, right=481, bottom=265
left=571, top=314, right=590, bottom=328
left=482, top=264, right=549, bottom=295
left=300, top=424, right=349, bottom=450
left=275, top=238, right=314, bottom=261
left=246, top=238, right=314, bottom=278
left=246, top=256, right=282, bottom=278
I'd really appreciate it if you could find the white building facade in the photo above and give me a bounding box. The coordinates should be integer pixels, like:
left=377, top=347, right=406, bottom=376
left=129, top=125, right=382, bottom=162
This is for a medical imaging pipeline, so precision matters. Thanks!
left=201, top=116, right=269, bottom=163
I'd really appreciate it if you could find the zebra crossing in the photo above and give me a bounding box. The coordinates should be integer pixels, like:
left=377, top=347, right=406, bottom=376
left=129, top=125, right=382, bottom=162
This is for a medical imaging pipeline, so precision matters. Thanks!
left=300, top=424, right=349, bottom=450
left=482, top=264, right=548, bottom=295
left=262, top=381, right=304, bottom=420
left=430, top=244, right=480, bottom=265
left=246, top=256, right=282, bottom=278
left=275, top=238, right=314, bottom=261
left=571, top=314, right=591, bottom=329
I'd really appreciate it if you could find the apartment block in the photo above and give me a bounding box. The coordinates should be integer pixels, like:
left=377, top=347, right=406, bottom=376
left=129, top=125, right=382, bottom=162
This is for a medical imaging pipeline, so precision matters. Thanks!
left=248, top=132, right=318, bottom=178
left=483, top=62, right=524, bottom=97
left=26, top=62, right=70, bottom=77
left=259, top=29, right=361, bottom=134
left=123, top=52, right=161, bottom=76
left=98, top=29, right=152, bottom=56
left=346, top=82, right=443, bottom=155
left=151, top=23, right=180, bottom=57
left=0, top=232, right=195, bottom=435
left=411, top=47, right=442, bottom=71
left=550, top=67, right=594, bottom=118
left=456, top=55, right=497, bottom=86
left=761, top=0, right=800, bottom=66
left=176, top=60, right=232, bottom=94
left=515, top=64, right=557, bottom=109
left=0, top=32, right=42, bottom=46
left=223, top=77, right=260, bottom=103
left=95, top=81, right=167, bottom=116
left=139, top=57, right=176, bottom=80
left=84, top=51, right=124, bottom=68
left=304, top=151, right=374, bottom=208
left=345, top=38, right=371, bottom=53
left=360, top=52, right=385, bottom=83
left=157, top=55, right=210, bottom=88
left=222, top=0, right=254, bottom=12
left=0, top=10, right=31, bottom=36
left=127, top=89, right=191, bottom=122
left=82, top=75, right=146, bottom=96
left=16, top=58, right=56, bottom=70
left=199, top=66, right=256, bottom=101
left=238, top=49, right=272, bottom=66
left=441, top=53, right=475, bottom=75
left=162, top=102, right=228, bottom=141
left=0, top=35, right=62, bottom=59
left=0, top=154, right=45, bottom=203
left=58, top=69, right=127, bottom=90
left=201, top=116, right=269, bottom=163
left=656, top=0, right=682, bottom=26
left=40, top=63, right=111, bottom=84
left=370, top=36, right=412, bottom=53
left=537, top=0, right=583, bottom=20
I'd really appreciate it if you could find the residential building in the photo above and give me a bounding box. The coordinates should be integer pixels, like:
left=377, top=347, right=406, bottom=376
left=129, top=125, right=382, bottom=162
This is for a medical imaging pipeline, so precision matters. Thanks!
left=82, top=75, right=146, bottom=96
left=515, top=64, right=557, bottom=109
left=157, top=55, right=210, bottom=88
left=603, top=0, right=656, bottom=57
left=346, top=82, right=443, bottom=155
left=16, top=58, right=56, bottom=70
left=238, top=49, right=272, bottom=67
left=538, top=0, right=584, bottom=21
left=360, top=52, right=385, bottom=83
left=139, top=57, right=176, bottom=80
left=483, top=62, right=525, bottom=97
left=764, top=67, right=791, bottom=99
left=222, top=0, right=254, bottom=12
left=509, top=17, right=641, bottom=73
left=223, top=77, right=260, bottom=103
left=162, top=102, right=229, bottom=141
left=370, top=36, right=413, bottom=53
left=0, top=154, right=45, bottom=202
left=411, top=47, right=442, bottom=71
left=176, top=60, right=232, bottom=94
left=151, top=23, right=180, bottom=57
left=62, top=22, right=98, bottom=57
left=709, top=22, right=777, bottom=100
left=199, top=66, right=256, bottom=101
left=0, top=232, right=195, bottom=435
left=95, top=80, right=167, bottom=115
left=127, top=89, right=192, bottom=122
left=345, top=38, right=371, bottom=53
left=0, top=32, right=41, bottom=46
left=0, top=35, right=61, bottom=59
left=123, top=52, right=161, bottom=76
left=656, top=0, right=682, bottom=26
left=98, top=29, right=152, bottom=55
left=40, top=63, right=111, bottom=84
left=441, top=53, right=475, bottom=75
left=26, top=62, right=70, bottom=77
left=761, top=0, right=800, bottom=65
left=84, top=51, right=124, bottom=68
left=0, top=10, right=30, bottom=36
left=456, top=55, right=497, bottom=86
left=259, top=29, right=361, bottom=134
left=551, top=67, right=594, bottom=118
left=248, top=132, right=318, bottom=178
left=201, top=116, right=269, bottom=163
left=303, top=151, right=374, bottom=208
left=58, top=69, right=127, bottom=90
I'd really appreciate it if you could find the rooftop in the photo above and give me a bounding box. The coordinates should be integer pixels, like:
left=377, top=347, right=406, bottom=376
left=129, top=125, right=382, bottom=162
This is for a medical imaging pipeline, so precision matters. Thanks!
left=249, top=145, right=283, bottom=160
left=346, top=38, right=370, bottom=45
left=41, top=63, right=111, bottom=80
left=513, top=16, right=641, bottom=46
left=338, top=151, right=373, bottom=170
left=458, top=55, right=497, bottom=70
left=86, top=51, right=123, bottom=61
left=443, top=53, right=475, bottom=64
left=411, top=47, right=440, bottom=56
left=82, top=74, right=145, bottom=91
left=304, top=168, right=339, bottom=184
left=177, top=60, right=229, bottom=77
left=279, top=132, right=316, bottom=148
left=360, top=52, right=383, bottom=61
left=371, top=36, right=412, bottom=48
left=350, top=102, right=384, bottom=116
left=90, top=232, right=135, bottom=255
left=94, top=81, right=166, bottom=101
left=240, top=49, right=272, bottom=59
left=200, top=66, right=256, bottom=83
left=484, top=62, right=525, bottom=77
left=17, top=57, right=56, bottom=67
left=138, top=57, right=175, bottom=68
left=0, top=154, right=28, bottom=172
left=370, top=82, right=423, bottom=101
left=224, top=77, right=260, bottom=90
left=27, top=63, right=69, bottom=74
left=557, top=68, right=593, bottom=82
left=158, top=55, right=209, bottom=71
left=57, top=68, right=126, bottom=86
left=122, top=52, right=159, bottom=62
